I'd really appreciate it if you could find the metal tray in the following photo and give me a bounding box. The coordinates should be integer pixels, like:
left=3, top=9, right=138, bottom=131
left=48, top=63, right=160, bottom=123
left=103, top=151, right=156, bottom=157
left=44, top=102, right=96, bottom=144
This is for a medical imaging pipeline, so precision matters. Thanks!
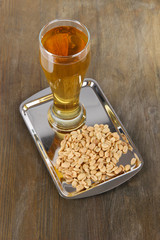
left=20, top=78, right=143, bottom=199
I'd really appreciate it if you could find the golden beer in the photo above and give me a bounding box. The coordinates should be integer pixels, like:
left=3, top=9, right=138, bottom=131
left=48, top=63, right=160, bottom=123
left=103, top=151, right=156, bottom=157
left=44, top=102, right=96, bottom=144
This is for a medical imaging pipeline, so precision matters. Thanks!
left=39, top=20, right=90, bottom=131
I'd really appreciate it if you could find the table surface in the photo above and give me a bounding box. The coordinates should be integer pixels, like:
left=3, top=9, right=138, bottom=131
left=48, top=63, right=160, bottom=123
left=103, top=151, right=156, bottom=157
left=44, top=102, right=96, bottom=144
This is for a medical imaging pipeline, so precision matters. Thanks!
left=0, top=0, right=160, bottom=239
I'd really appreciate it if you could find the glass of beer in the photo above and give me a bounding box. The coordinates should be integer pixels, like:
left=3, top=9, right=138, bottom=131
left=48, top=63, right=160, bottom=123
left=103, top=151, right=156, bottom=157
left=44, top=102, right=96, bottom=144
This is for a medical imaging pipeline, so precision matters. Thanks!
left=39, top=20, right=90, bottom=132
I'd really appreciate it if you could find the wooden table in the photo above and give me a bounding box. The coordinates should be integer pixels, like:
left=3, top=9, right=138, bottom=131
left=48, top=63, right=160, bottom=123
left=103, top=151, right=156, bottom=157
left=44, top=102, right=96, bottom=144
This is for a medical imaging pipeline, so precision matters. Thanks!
left=0, top=0, right=160, bottom=239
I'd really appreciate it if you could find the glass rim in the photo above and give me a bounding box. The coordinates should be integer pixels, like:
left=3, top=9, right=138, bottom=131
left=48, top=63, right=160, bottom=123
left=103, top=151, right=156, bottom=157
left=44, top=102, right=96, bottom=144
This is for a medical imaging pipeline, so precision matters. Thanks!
left=39, top=19, right=90, bottom=59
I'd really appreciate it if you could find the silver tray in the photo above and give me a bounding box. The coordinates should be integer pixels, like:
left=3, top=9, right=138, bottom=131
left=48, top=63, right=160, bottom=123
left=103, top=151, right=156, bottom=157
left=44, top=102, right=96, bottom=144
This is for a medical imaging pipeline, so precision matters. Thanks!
left=20, top=78, right=143, bottom=199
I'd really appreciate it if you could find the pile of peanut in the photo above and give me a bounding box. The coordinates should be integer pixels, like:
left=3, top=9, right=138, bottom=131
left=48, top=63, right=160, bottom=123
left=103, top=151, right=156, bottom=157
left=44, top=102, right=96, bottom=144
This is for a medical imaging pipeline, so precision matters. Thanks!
left=56, top=124, right=139, bottom=192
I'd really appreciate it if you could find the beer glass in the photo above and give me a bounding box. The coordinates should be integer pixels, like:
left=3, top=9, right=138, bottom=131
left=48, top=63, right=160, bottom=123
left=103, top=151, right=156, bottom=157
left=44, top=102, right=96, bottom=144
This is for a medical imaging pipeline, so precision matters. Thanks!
left=39, top=20, right=90, bottom=131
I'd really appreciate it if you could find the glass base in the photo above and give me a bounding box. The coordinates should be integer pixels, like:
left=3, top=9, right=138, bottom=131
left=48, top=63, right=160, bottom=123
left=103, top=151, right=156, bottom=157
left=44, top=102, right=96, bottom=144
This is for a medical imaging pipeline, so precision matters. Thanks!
left=48, top=104, right=86, bottom=132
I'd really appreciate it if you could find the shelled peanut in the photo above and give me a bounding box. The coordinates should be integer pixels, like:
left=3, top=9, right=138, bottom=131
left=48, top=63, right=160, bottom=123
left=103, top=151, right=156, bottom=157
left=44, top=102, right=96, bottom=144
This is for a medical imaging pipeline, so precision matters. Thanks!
left=56, top=124, right=140, bottom=192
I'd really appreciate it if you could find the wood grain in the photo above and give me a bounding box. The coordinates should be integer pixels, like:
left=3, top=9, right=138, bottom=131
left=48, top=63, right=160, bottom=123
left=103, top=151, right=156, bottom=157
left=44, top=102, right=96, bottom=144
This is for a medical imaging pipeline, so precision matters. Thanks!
left=0, top=0, right=160, bottom=239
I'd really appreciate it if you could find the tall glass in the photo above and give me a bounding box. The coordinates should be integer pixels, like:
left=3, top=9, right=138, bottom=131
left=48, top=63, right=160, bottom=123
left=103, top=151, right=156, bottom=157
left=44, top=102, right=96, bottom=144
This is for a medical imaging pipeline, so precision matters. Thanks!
left=39, top=20, right=90, bottom=132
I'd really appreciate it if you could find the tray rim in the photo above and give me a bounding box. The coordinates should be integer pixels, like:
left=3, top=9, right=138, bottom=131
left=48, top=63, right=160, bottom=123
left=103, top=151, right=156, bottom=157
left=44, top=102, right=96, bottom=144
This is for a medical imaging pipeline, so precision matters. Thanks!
left=20, top=78, right=144, bottom=199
